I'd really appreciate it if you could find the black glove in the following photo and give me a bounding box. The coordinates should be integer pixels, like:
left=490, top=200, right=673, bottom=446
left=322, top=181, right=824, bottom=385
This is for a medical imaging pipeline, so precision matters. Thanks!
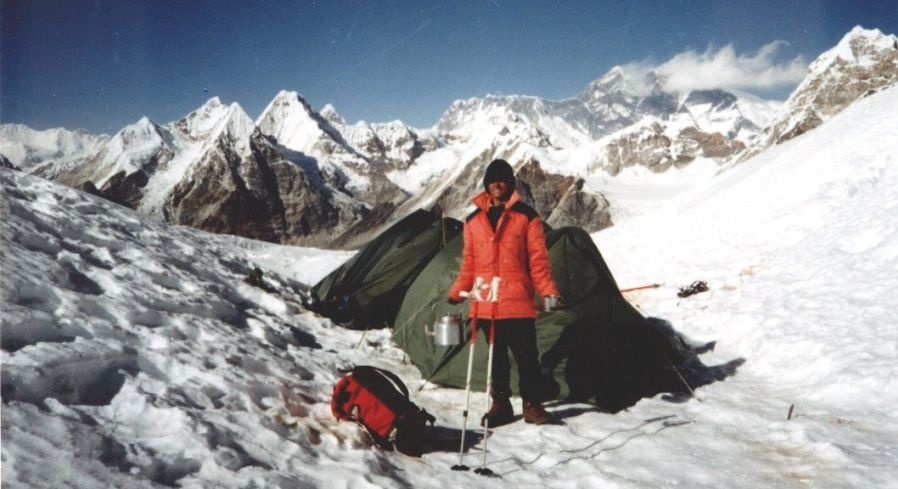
left=554, top=297, right=572, bottom=311
left=447, top=297, right=462, bottom=305
left=547, top=295, right=572, bottom=311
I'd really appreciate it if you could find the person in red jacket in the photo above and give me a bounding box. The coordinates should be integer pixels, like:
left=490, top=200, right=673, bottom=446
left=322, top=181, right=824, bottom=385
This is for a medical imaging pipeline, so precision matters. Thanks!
left=447, top=158, right=562, bottom=426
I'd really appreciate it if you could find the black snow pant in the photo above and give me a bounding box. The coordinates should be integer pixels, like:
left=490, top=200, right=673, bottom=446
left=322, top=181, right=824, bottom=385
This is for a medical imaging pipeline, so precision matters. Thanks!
left=475, top=318, right=542, bottom=402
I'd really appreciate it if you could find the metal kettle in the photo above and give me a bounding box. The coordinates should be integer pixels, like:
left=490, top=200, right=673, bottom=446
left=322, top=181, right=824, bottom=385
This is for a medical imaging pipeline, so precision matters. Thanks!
left=426, top=314, right=464, bottom=346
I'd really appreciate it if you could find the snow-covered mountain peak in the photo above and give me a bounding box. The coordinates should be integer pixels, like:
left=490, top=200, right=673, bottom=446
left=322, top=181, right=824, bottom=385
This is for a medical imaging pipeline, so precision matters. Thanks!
left=680, top=90, right=738, bottom=111
left=255, top=90, right=365, bottom=171
left=595, top=65, right=626, bottom=88
left=261, top=90, right=320, bottom=125
left=739, top=27, right=898, bottom=158
left=257, top=91, right=329, bottom=146
left=815, top=26, right=898, bottom=71
left=582, top=66, right=665, bottom=100
left=56, top=116, right=175, bottom=190
left=176, top=97, right=239, bottom=141
left=219, top=103, right=256, bottom=143
left=320, top=104, right=346, bottom=125
left=582, top=66, right=629, bottom=98
left=201, top=95, right=224, bottom=107
left=113, top=117, right=167, bottom=150
left=273, top=89, right=307, bottom=104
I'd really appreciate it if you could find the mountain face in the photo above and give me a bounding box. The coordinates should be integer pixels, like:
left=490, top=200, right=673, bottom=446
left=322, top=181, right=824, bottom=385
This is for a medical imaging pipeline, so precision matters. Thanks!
left=742, top=26, right=898, bottom=159
left=162, top=103, right=348, bottom=245
left=586, top=118, right=747, bottom=176
left=50, top=99, right=363, bottom=246
left=323, top=105, right=439, bottom=170
left=514, top=158, right=612, bottom=230
left=255, top=91, right=409, bottom=207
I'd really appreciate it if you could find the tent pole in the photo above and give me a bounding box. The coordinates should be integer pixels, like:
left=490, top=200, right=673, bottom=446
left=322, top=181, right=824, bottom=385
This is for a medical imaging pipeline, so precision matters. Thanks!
left=441, top=211, right=446, bottom=248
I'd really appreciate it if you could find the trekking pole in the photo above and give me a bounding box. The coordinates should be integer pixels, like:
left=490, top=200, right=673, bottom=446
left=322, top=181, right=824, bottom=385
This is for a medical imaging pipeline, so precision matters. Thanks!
left=452, top=279, right=483, bottom=472
left=475, top=277, right=500, bottom=477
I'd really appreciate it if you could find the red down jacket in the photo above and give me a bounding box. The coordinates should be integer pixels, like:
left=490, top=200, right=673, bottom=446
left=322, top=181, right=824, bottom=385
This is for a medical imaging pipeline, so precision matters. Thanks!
left=448, top=191, right=560, bottom=319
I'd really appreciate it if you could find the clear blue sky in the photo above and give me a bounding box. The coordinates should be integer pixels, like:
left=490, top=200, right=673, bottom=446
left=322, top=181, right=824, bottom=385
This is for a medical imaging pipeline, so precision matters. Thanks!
left=3, top=0, right=897, bottom=134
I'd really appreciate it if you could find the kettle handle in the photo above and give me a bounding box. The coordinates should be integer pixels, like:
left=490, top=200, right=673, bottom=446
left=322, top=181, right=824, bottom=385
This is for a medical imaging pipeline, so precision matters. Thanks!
left=424, top=302, right=440, bottom=336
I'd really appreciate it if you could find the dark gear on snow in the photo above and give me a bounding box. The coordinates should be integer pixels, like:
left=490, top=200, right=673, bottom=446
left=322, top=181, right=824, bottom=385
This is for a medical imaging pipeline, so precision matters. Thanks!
left=677, top=280, right=709, bottom=298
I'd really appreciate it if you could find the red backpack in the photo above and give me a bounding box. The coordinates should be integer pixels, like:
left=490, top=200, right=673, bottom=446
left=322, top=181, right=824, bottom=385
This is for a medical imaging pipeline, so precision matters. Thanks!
left=331, top=366, right=435, bottom=456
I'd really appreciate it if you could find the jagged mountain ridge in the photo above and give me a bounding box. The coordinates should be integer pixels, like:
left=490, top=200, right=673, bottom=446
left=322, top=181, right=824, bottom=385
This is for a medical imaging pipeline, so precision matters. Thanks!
left=0, top=124, right=109, bottom=178
left=52, top=98, right=363, bottom=246
left=436, top=66, right=775, bottom=151
left=2, top=26, right=893, bottom=248
left=740, top=26, right=898, bottom=160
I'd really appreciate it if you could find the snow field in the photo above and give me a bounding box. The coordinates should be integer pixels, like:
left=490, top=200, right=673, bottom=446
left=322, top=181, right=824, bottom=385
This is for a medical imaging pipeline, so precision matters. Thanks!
left=1, top=171, right=413, bottom=488
left=3, top=84, right=898, bottom=488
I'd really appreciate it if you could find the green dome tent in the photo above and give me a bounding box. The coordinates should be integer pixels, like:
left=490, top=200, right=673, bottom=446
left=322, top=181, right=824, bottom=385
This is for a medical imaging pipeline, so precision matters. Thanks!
left=392, top=226, right=701, bottom=412
left=310, top=209, right=461, bottom=329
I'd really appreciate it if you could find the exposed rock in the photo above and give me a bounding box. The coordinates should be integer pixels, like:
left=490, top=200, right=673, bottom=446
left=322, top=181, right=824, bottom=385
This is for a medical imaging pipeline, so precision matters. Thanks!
left=595, top=122, right=682, bottom=175
left=678, top=127, right=746, bottom=159
left=166, top=130, right=350, bottom=246
left=99, top=170, right=150, bottom=209
left=328, top=201, right=398, bottom=249
left=1, top=154, right=18, bottom=171
left=514, top=158, right=612, bottom=232
left=79, top=181, right=102, bottom=197
left=591, top=121, right=744, bottom=175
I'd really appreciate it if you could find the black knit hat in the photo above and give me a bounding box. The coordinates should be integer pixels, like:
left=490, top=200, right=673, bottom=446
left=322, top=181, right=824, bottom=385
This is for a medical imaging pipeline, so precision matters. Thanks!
left=483, top=159, right=516, bottom=191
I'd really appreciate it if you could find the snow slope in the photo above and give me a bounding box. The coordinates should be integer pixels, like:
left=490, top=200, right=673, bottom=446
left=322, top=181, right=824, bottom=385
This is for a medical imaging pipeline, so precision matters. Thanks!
left=596, top=84, right=898, bottom=486
left=3, top=86, right=898, bottom=488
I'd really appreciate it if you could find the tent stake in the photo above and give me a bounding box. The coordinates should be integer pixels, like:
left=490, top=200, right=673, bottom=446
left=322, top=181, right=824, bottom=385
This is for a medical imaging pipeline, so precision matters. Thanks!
left=355, top=327, right=370, bottom=350
left=663, top=352, right=702, bottom=402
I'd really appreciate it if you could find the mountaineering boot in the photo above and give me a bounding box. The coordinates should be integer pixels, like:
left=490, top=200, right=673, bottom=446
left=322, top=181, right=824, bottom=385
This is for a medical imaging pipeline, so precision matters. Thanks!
left=480, top=396, right=514, bottom=427
left=522, top=401, right=553, bottom=425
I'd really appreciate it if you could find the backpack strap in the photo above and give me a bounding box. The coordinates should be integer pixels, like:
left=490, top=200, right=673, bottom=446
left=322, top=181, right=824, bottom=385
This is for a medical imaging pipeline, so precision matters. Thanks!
left=353, top=365, right=410, bottom=399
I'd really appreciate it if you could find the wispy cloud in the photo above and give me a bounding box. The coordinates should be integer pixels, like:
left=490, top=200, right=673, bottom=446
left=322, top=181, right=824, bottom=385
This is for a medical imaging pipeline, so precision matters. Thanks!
left=623, top=41, right=807, bottom=94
